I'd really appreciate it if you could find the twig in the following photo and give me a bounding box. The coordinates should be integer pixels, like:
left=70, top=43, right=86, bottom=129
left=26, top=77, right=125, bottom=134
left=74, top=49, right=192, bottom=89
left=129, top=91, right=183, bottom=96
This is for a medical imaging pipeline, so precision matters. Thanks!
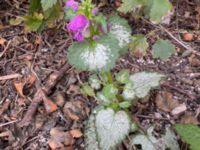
left=0, top=73, right=22, bottom=81
left=0, top=120, right=19, bottom=127
left=161, top=82, right=195, bottom=100
left=18, top=64, right=69, bottom=127
left=0, top=40, right=11, bottom=58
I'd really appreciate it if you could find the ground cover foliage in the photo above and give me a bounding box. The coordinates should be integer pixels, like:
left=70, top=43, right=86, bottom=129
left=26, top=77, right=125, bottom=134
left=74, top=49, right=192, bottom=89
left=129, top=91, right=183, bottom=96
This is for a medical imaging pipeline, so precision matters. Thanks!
left=0, top=0, right=200, bottom=149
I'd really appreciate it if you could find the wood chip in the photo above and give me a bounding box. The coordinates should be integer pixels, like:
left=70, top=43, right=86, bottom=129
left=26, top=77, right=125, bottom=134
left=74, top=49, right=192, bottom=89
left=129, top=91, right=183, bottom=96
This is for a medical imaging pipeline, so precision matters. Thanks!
left=171, top=103, right=187, bottom=115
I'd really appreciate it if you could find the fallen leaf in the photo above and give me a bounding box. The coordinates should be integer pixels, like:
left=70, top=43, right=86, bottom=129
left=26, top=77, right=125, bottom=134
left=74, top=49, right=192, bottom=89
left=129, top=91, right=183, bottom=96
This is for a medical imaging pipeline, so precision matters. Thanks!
left=182, top=32, right=194, bottom=41
left=180, top=112, right=199, bottom=125
left=43, top=97, right=58, bottom=113
left=14, top=82, right=25, bottom=97
left=63, top=100, right=89, bottom=121
left=68, top=84, right=80, bottom=94
left=48, top=127, right=74, bottom=149
left=155, top=91, right=179, bottom=112
left=26, top=73, right=36, bottom=87
left=171, top=103, right=187, bottom=115
left=54, top=93, right=65, bottom=107
left=0, top=37, right=6, bottom=45
left=70, top=129, right=82, bottom=138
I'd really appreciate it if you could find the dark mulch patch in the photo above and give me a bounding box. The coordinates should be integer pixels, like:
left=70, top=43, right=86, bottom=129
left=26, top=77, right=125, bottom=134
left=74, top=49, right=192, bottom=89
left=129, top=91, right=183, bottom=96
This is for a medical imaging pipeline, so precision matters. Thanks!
left=0, top=0, right=200, bottom=149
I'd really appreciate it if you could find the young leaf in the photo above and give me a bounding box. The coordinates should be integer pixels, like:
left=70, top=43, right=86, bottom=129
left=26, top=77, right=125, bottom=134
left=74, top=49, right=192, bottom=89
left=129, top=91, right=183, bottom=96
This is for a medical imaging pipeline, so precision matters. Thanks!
left=81, top=83, right=95, bottom=97
left=68, top=34, right=120, bottom=71
left=152, top=39, right=176, bottom=60
left=64, top=8, right=77, bottom=20
left=41, top=0, right=57, bottom=11
left=175, top=124, right=200, bottom=150
left=96, top=92, right=110, bottom=105
left=123, top=72, right=164, bottom=99
left=129, top=34, right=149, bottom=57
left=119, top=101, right=131, bottom=109
left=149, top=0, right=173, bottom=23
left=118, top=0, right=143, bottom=13
left=116, top=69, right=130, bottom=84
left=131, top=127, right=180, bottom=150
left=89, top=74, right=101, bottom=90
left=122, top=82, right=136, bottom=100
left=24, top=13, right=44, bottom=32
left=102, top=84, right=118, bottom=100
left=109, top=15, right=132, bottom=54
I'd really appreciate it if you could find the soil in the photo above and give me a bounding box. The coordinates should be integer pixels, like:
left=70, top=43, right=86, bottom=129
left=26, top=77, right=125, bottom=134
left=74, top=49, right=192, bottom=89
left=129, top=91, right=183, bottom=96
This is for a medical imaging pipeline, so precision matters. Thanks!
left=0, top=0, right=200, bottom=150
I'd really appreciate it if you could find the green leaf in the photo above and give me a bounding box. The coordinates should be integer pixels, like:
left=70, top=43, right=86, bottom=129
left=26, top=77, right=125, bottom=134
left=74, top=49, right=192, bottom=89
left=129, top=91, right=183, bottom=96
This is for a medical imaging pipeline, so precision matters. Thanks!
left=24, top=13, right=44, bottom=32
left=109, top=15, right=132, bottom=54
left=129, top=34, right=149, bottom=57
left=28, top=0, right=42, bottom=15
left=119, top=101, right=131, bottom=109
left=118, top=0, right=143, bottom=13
left=152, top=39, right=176, bottom=60
left=123, top=72, right=164, bottom=100
left=122, top=82, right=136, bottom=100
left=85, top=108, right=131, bottom=150
left=9, top=16, right=24, bottom=26
left=41, top=0, right=57, bottom=11
left=102, top=84, right=118, bottom=100
left=89, top=74, right=101, bottom=90
left=149, top=0, right=173, bottom=23
left=96, top=92, right=110, bottom=105
left=175, top=124, right=200, bottom=150
left=68, top=34, right=120, bottom=71
left=81, top=83, right=95, bottom=97
left=64, top=7, right=77, bottom=20
left=116, top=69, right=130, bottom=84
left=131, top=127, right=180, bottom=150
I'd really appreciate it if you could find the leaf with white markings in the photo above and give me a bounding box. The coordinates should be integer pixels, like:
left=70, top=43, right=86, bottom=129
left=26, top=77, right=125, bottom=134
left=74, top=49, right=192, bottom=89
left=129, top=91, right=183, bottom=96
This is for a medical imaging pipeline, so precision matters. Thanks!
left=41, top=0, right=57, bottom=11
left=131, top=126, right=180, bottom=150
left=122, top=72, right=164, bottom=100
left=85, top=108, right=131, bottom=150
left=89, top=74, right=101, bottom=90
left=68, top=34, right=120, bottom=71
left=152, top=39, right=176, bottom=60
left=109, top=15, right=132, bottom=54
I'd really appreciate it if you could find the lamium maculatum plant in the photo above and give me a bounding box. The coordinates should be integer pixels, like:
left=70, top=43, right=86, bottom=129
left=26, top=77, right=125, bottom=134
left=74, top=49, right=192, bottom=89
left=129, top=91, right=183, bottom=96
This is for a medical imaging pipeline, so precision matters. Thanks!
left=64, top=0, right=179, bottom=149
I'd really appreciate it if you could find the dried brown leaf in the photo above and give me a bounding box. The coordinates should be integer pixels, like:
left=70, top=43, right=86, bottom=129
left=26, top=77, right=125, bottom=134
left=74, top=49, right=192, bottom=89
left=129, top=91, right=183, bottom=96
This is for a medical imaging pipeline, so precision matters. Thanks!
left=43, top=97, right=58, bottom=113
left=69, top=129, right=82, bottom=138
left=155, top=91, right=179, bottom=112
left=0, top=37, right=6, bottom=45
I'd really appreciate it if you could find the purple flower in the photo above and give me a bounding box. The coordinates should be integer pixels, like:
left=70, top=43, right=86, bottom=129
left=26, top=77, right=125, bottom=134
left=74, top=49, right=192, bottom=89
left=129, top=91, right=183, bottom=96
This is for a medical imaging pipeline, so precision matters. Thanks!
left=65, top=0, right=79, bottom=11
left=67, top=15, right=89, bottom=41
left=92, top=8, right=98, bottom=16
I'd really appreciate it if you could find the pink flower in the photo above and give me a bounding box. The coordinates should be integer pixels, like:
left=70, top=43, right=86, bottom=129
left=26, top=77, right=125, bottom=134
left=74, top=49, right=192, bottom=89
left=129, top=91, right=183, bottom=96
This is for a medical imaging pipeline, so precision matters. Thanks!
left=65, top=0, right=79, bottom=11
left=67, top=15, right=89, bottom=41
left=92, top=8, right=98, bottom=16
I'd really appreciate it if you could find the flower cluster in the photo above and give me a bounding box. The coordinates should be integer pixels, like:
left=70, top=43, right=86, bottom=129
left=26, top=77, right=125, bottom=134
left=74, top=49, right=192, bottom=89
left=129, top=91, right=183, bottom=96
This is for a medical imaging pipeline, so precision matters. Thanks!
left=65, top=0, right=99, bottom=42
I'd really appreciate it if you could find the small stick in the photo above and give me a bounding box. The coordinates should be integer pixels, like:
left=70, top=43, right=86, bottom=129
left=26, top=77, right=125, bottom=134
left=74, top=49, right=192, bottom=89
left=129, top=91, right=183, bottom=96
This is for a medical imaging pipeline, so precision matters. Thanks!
left=0, top=73, right=22, bottom=81
left=161, top=83, right=195, bottom=100
left=0, top=120, right=19, bottom=127
left=18, top=64, right=69, bottom=127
